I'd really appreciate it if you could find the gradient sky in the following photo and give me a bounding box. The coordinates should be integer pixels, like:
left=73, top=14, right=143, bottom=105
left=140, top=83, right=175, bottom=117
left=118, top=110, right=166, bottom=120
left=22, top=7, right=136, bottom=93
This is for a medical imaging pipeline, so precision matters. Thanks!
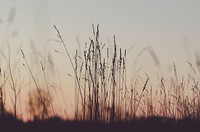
left=1, top=0, right=200, bottom=62
left=1, top=0, right=200, bottom=118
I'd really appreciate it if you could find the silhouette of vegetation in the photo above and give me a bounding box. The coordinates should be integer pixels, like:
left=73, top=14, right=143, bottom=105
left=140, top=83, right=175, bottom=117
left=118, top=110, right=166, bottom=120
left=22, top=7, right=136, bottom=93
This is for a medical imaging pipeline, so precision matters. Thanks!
left=27, top=88, right=53, bottom=120
left=0, top=13, right=200, bottom=131
left=0, top=115, right=200, bottom=132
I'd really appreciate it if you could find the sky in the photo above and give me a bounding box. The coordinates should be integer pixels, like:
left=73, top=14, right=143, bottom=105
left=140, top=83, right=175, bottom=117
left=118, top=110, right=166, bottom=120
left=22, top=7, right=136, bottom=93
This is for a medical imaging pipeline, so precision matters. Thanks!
left=1, top=0, right=200, bottom=119
left=1, top=0, right=199, bottom=63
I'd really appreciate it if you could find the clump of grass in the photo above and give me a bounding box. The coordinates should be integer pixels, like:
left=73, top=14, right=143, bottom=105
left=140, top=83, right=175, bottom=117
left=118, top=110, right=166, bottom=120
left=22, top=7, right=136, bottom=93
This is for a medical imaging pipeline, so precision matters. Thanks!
left=1, top=22, right=200, bottom=123
left=20, top=49, right=49, bottom=119
left=52, top=25, right=200, bottom=122
left=27, top=88, right=53, bottom=120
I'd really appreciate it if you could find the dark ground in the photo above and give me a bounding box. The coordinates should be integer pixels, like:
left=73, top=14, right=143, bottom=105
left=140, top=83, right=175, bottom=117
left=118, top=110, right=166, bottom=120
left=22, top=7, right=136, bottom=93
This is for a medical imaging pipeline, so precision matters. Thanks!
left=0, top=115, right=200, bottom=132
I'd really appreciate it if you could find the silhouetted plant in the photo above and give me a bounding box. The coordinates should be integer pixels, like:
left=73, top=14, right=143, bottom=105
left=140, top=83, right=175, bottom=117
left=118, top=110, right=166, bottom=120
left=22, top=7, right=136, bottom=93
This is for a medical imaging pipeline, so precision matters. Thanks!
left=28, top=88, right=53, bottom=120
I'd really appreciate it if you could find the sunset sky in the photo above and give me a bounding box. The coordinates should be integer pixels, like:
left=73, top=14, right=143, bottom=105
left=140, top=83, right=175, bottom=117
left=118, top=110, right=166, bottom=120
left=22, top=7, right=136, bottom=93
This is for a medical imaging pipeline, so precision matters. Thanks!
left=1, top=0, right=199, bottom=67
left=1, top=0, right=200, bottom=119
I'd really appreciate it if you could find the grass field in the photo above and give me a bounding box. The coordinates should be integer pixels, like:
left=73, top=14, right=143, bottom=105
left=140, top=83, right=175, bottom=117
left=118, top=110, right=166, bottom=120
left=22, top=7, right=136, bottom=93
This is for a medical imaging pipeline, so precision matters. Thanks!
left=0, top=25, right=200, bottom=132
left=0, top=114, right=200, bottom=132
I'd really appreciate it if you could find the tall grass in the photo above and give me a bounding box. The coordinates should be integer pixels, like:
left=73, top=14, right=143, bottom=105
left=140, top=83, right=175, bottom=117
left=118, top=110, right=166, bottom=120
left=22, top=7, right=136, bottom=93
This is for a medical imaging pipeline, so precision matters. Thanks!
left=1, top=24, right=200, bottom=123
left=53, top=25, right=200, bottom=122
